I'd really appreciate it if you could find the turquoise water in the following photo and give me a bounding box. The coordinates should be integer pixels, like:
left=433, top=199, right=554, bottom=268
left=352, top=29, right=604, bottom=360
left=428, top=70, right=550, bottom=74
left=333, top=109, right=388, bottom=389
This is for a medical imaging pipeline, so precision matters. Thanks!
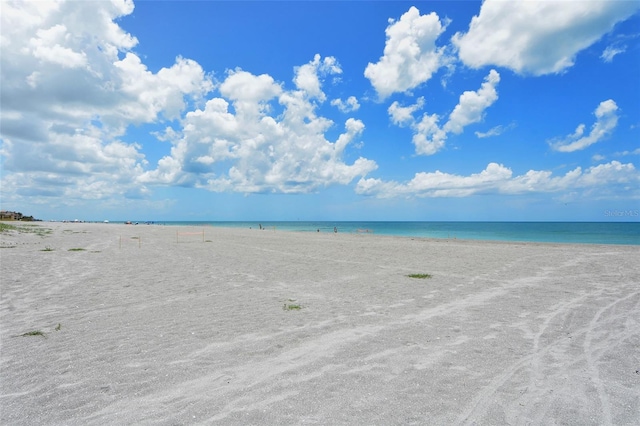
left=156, top=221, right=640, bottom=246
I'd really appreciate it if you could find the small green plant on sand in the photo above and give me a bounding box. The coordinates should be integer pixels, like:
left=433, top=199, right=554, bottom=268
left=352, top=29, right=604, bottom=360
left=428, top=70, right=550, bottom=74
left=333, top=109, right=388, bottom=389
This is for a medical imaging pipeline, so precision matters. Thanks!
left=41, top=246, right=54, bottom=251
left=283, top=299, right=302, bottom=310
left=21, top=330, right=46, bottom=338
left=283, top=303, right=302, bottom=311
left=55, top=323, right=62, bottom=331
left=407, top=273, right=432, bottom=279
left=68, top=248, right=86, bottom=251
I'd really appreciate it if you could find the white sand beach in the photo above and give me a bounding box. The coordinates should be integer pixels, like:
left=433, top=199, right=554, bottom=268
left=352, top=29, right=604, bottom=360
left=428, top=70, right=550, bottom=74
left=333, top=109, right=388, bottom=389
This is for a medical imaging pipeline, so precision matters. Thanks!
left=1, top=222, right=639, bottom=425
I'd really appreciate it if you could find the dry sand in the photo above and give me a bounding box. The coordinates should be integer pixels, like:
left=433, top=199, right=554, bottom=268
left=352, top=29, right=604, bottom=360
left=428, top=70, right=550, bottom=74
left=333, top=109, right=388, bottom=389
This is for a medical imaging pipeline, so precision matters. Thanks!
left=1, top=222, right=639, bottom=425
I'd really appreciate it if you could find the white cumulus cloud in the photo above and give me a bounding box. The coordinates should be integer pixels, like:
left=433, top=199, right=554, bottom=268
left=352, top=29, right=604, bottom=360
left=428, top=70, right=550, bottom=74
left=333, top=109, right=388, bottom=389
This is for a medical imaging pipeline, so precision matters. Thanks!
left=28, top=24, right=88, bottom=68
left=550, top=100, right=619, bottom=152
left=356, top=161, right=639, bottom=199
left=388, top=70, right=500, bottom=155
left=443, top=69, right=500, bottom=134
left=412, top=113, right=447, bottom=156
left=452, top=0, right=640, bottom=75
left=388, top=97, right=424, bottom=127
left=293, top=54, right=342, bottom=102
left=140, top=57, right=377, bottom=194
left=365, top=6, right=449, bottom=99
left=1, top=2, right=374, bottom=205
left=331, top=96, right=360, bottom=113
left=0, top=0, right=232, bottom=205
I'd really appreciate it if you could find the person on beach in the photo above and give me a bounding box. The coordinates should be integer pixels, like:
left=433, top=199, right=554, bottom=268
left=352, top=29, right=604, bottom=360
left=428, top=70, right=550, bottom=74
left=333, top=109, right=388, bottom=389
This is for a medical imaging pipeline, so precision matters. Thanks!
left=334, top=227, right=337, bottom=234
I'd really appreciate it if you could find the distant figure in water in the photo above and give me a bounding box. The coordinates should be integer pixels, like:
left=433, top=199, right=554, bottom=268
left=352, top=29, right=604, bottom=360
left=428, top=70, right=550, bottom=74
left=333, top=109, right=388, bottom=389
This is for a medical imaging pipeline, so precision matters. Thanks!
left=259, top=224, right=262, bottom=230
left=317, top=229, right=320, bottom=232
left=334, top=227, right=337, bottom=234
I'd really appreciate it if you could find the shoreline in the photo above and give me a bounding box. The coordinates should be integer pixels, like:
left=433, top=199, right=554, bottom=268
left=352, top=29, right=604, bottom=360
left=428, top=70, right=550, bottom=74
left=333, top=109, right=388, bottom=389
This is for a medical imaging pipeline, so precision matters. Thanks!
left=5, top=220, right=637, bottom=246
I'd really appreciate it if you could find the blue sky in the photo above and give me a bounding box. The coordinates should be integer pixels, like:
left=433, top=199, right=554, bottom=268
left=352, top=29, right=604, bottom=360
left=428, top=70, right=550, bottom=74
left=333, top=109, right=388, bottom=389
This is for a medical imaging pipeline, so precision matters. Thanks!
left=1, top=0, right=639, bottom=222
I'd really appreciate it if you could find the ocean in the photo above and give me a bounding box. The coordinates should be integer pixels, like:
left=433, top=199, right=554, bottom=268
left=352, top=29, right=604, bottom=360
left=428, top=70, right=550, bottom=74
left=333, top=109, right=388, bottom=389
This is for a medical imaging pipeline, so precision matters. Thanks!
left=156, top=221, right=640, bottom=246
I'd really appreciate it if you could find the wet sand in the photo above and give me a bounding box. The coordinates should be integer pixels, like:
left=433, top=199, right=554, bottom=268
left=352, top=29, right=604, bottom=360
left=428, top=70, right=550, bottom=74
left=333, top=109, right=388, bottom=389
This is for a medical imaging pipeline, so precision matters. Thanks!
left=1, top=222, right=639, bottom=425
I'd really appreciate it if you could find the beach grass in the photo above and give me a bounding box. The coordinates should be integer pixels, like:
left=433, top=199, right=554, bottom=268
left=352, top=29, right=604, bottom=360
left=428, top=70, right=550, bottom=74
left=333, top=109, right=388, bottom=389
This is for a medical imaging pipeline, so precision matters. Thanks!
left=407, top=273, right=432, bottom=279
left=63, top=229, right=86, bottom=234
left=0, top=223, right=17, bottom=233
left=68, top=248, right=86, bottom=251
left=21, top=330, right=46, bottom=338
left=0, top=222, right=52, bottom=237
left=283, top=304, right=302, bottom=310
left=283, top=300, right=302, bottom=311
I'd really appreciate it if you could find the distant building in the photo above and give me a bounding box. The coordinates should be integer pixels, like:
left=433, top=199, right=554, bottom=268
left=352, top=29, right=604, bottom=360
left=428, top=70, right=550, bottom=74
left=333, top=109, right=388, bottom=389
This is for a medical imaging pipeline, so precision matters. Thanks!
left=0, top=211, right=36, bottom=221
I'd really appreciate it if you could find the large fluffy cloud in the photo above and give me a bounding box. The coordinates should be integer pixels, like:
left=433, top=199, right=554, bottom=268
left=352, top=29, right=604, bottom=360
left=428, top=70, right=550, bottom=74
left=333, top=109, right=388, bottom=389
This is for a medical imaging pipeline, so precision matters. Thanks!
left=356, top=161, right=639, bottom=198
left=550, top=100, right=619, bottom=152
left=365, top=6, right=449, bottom=99
left=0, top=1, right=375, bottom=204
left=140, top=64, right=377, bottom=194
left=0, top=0, right=212, bottom=202
left=452, top=0, right=640, bottom=75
